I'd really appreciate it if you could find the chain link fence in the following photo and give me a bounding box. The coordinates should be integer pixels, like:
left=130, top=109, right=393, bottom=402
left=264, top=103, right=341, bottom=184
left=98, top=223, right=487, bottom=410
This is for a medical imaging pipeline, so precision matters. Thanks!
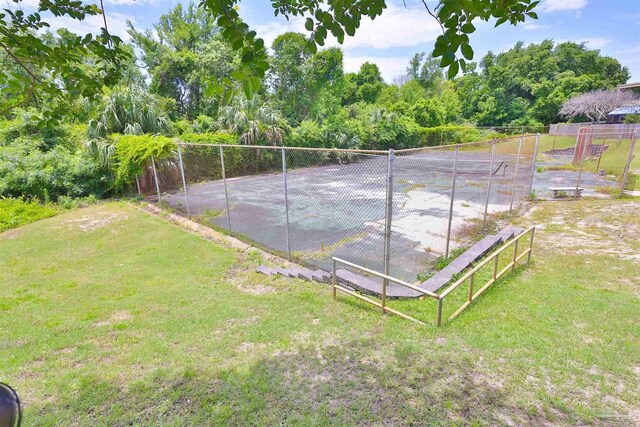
left=141, top=135, right=539, bottom=282
left=534, top=126, right=638, bottom=198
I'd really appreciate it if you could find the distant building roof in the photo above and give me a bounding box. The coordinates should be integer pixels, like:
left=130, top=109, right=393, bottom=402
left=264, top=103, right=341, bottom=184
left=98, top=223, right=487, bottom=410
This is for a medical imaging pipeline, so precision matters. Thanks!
left=608, top=105, right=640, bottom=116
left=618, top=82, right=640, bottom=90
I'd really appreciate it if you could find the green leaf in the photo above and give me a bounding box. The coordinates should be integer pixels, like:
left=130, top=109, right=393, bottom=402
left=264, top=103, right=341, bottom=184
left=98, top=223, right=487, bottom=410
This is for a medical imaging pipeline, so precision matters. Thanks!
left=527, top=12, right=538, bottom=19
left=495, top=16, right=508, bottom=27
left=230, top=70, right=245, bottom=81
left=461, top=44, right=473, bottom=60
left=305, top=17, right=314, bottom=31
left=448, top=61, right=459, bottom=79
left=248, top=76, right=261, bottom=91
left=440, top=51, right=455, bottom=67
left=461, top=22, right=475, bottom=33
left=243, top=80, right=253, bottom=98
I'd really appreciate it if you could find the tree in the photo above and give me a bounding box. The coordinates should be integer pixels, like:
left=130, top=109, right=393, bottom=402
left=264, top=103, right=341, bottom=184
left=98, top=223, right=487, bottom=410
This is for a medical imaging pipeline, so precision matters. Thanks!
left=560, top=90, right=639, bottom=123
left=200, top=0, right=541, bottom=95
left=342, top=62, right=384, bottom=104
left=128, top=2, right=235, bottom=119
left=268, top=32, right=311, bottom=124
left=218, top=96, right=285, bottom=145
left=406, top=53, right=443, bottom=90
left=0, top=0, right=129, bottom=122
left=86, top=85, right=173, bottom=165
left=455, top=40, right=630, bottom=125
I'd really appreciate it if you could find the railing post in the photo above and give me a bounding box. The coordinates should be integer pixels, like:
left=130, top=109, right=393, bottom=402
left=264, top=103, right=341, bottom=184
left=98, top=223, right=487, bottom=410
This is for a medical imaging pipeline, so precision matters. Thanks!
left=177, top=144, right=190, bottom=216
left=151, top=155, right=161, bottom=203
left=445, top=144, right=459, bottom=258
left=482, top=140, right=496, bottom=231
left=382, top=149, right=394, bottom=293
left=436, top=297, right=443, bottom=326
left=620, top=131, right=637, bottom=193
left=512, top=239, right=519, bottom=273
left=575, top=160, right=584, bottom=198
left=509, top=136, right=523, bottom=212
left=281, top=147, right=291, bottom=260
left=381, top=275, right=387, bottom=314
left=468, top=274, right=474, bottom=302
left=219, top=146, right=232, bottom=235
left=332, top=258, right=337, bottom=300
left=493, top=254, right=499, bottom=280
left=527, top=227, right=535, bottom=266
left=527, top=133, right=540, bottom=199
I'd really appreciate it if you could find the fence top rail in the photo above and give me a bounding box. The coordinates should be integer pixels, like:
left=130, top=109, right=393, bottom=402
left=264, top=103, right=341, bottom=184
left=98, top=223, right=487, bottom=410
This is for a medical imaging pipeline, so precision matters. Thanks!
left=176, top=141, right=389, bottom=155
left=393, top=133, right=538, bottom=154
left=332, top=257, right=440, bottom=299
left=439, top=225, right=536, bottom=299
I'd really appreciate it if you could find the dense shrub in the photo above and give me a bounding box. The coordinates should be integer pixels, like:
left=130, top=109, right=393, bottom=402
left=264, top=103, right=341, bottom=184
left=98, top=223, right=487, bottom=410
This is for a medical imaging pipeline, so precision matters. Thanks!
left=0, top=136, right=111, bottom=201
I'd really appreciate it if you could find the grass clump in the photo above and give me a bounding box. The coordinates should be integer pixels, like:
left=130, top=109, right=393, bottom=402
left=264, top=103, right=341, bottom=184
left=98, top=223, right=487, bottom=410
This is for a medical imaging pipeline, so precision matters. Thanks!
left=0, top=197, right=58, bottom=232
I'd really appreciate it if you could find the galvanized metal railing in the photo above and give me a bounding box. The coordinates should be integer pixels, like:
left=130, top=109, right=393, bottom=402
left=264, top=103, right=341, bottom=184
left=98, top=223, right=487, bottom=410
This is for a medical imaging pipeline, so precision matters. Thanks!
left=331, top=225, right=536, bottom=326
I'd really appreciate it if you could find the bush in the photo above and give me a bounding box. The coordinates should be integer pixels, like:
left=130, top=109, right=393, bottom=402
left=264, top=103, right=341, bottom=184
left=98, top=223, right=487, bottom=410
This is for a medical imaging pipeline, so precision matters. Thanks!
left=0, top=138, right=111, bottom=201
left=0, top=197, right=58, bottom=232
left=179, top=132, right=237, bottom=145
left=111, top=134, right=177, bottom=187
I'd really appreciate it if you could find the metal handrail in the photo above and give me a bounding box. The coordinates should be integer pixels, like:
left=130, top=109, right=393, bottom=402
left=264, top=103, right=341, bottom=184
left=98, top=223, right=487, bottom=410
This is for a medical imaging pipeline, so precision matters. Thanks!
left=331, top=225, right=536, bottom=327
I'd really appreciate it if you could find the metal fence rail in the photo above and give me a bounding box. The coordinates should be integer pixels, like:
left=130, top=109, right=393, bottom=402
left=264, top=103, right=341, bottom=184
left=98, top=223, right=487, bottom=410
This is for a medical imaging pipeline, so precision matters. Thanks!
left=141, top=135, right=539, bottom=282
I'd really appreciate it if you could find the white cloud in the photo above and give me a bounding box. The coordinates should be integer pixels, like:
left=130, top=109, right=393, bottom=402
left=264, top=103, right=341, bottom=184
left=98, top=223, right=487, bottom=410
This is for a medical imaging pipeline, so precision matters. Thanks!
left=541, top=0, right=588, bottom=12
left=568, top=37, right=612, bottom=49
left=343, top=55, right=410, bottom=83
left=521, top=22, right=549, bottom=31
left=252, top=3, right=441, bottom=51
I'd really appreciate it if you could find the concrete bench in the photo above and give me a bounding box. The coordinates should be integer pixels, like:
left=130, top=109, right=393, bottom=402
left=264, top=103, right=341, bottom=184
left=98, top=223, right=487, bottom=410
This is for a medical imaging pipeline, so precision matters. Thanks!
left=549, top=187, right=584, bottom=198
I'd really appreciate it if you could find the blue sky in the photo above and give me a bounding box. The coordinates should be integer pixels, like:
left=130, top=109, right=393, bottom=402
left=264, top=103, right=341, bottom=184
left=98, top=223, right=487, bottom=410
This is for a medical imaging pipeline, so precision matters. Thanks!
left=10, top=0, right=640, bottom=82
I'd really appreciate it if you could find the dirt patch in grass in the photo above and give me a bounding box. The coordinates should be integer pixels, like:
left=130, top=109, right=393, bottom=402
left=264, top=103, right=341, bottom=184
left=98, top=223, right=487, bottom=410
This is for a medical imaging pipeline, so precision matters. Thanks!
left=526, top=199, right=640, bottom=263
left=64, top=211, right=129, bottom=231
left=0, top=228, right=21, bottom=239
left=95, top=310, right=133, bottom=326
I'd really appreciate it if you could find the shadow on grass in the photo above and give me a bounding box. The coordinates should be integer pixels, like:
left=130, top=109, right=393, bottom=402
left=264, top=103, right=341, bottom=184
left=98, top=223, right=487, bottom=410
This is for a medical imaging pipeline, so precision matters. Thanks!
left=32, top=335, right=537, bottom=426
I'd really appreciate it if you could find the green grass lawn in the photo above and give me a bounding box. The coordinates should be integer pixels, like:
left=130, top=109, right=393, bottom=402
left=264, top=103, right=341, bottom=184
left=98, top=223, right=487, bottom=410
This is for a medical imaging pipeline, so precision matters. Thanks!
left=1, top=201, right=639, bottom=425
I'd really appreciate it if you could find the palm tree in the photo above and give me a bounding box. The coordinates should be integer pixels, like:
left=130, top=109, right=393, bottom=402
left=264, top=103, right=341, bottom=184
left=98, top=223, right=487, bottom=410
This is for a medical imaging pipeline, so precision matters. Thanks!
left=218, top=96, right=285, bottom=145
left=86, top=85, right=173, bottom=165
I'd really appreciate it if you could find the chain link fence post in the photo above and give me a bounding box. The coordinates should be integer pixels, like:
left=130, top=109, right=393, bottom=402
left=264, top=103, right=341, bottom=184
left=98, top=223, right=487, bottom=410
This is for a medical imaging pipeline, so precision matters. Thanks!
left=509, top=136, right=523, bottom=212
left=177, top=144, right=190, bottom=216
left=482, top=140, right=496, bottom=231
left=382, top=148, right=394, bottom=300
left=620, top=130, right=637, bottom=194
left=526, top=133, right=540, bottom=199
left=281, top=147, right=291, bottom=260
left=151, top=155, right=161, bottom=203
left=219, top=145, right=232, bottom=235
left=445, top=144, right=459, bottom=258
